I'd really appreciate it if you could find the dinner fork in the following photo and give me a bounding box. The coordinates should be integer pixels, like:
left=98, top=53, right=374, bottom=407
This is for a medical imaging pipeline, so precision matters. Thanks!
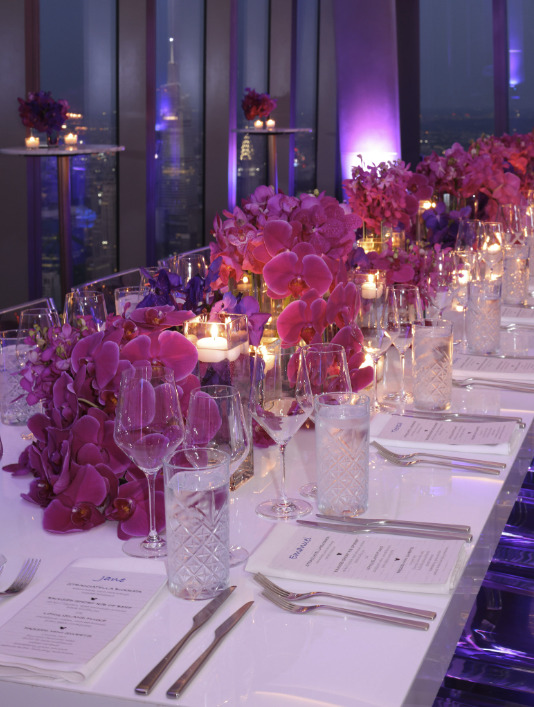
left=0, top=558, right=40, bottom=597
left=371, top=441, right=505, bottom=470
left=261, top=590, right=430, bottom=631
left=452, top=378, right=534, bottom=393
left=253, top=573, right=436, bottom=619
left=372, top=443, right=500, bottom=475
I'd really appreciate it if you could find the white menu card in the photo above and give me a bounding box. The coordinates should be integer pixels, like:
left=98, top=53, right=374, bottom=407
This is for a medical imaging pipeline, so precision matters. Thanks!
left=246, top=525, right=467, bottom=594
left=0, top=557, right=167, bottom=683
left=453, top=352, right=534, bottom=379
left=371, top=413, right=519, bottom=455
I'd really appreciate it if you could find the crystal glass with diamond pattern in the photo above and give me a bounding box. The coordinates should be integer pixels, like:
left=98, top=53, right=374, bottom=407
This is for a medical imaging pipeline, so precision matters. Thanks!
left=466, top=279, right=502, bottom=354
left=412, top=321, right=453, bottom=411
left=164, top=448, right=230, bottom=600
left=315, top=393, right=370, bottom=517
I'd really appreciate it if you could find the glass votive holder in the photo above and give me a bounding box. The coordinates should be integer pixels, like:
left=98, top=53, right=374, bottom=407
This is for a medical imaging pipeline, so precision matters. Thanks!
left=466, top=279, right=502, bottom=354
left=114, top=286, right=144, bottom=316
left=381, top=222, right=406, bottom=250
left=503, top=244, right=529, bottom=305
left=347, top=269, right=386, bottom=300
left=412, top=320, right=453, bottom=411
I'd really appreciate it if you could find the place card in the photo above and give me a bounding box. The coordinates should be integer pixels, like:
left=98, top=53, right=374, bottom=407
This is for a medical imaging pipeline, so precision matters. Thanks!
left=246, top=524, right=467, bottom=594
left=0, top=557, right=167, bottom=683
left=501, top=304, right=534, bottom=325
left=453, top=352, right=534, bottom=380
left=371, top=413, right=519, bottom=455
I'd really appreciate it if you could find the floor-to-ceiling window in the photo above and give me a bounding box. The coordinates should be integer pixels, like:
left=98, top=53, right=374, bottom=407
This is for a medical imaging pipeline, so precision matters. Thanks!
left=154, top=0, right=205, bottom=261
left=507, top=0, right=534, bottom=135
left=419, top=0, right=494, bottom=155
left=40, top=0, right=117, bottom=302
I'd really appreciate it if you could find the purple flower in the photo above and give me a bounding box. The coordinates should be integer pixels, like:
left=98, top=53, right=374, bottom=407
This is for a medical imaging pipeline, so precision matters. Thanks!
left=211, top=292, right=270, bottom=346
left=106, top=470, right=165, bottom=540
left=18, top=90, right=69, bottom=135
left=138, top=268, right=184, bottom=308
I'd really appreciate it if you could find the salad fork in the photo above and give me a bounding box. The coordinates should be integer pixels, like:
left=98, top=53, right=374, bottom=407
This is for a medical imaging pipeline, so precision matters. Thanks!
left=371, top=441, right=505, bottom=470
left=261, top=590, right=430, bottom=630
left=372, top=442, right=500, bottom=475
left=253, top=573, right=436, bottom=619
left=0, top=558, right=40, bottom=597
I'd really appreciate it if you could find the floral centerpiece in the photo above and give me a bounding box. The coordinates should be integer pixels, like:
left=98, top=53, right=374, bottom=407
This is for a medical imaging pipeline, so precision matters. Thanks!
left=18, top=90, right=70, bottom=145
left=4, top=310, right=198, bottom=537
left=241, top=88, right=277, bottom=121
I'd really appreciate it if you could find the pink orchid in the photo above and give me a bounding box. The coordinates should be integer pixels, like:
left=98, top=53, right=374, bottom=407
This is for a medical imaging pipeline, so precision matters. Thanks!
left=263, top=242, right=333, bottom=299
left=325, top=282, right=359, bottom=329
left=276, top=289, right=327, bottom=346
left=331, top=326, right=374, bottom=391
left=120, top=330, right=198, bottom=383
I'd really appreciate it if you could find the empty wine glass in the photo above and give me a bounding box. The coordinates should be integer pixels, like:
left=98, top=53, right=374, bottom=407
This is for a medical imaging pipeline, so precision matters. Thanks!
left=354, top=283, right=398, bottom=413
left=499, top=204, right=524, bottom=244
left=185, top=384, right=250, bottom=565
left=64, top=291, right=107, bottom=331
left=113, top=364, right=184, bottom=558
left=17, top=308, right=60, bottom=367
left=250, top=343, right=314, bottom=520
left=389, top=284, right=423, bottom=405
left=300, top=342, right=352, bottom=498
left=455, top=219, right=480, bottom=253
left=426, top=252, right=454, bottom=318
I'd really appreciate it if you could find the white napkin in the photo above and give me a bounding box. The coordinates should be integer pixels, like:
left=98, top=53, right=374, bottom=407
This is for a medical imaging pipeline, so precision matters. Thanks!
left=370, top=412, right=519, bottom=455
left=0, top=557, right=167, bottom=683
left=501, top=304, right=534, bottom=325
left=453, top=352, right=534, bottom=382
left=246, top=524, right=467, bottom=594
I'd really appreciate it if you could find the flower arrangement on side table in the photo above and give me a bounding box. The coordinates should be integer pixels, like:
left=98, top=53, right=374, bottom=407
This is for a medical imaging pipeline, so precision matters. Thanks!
left=241, top=88, right=277, bottom=122
left=18, top=90, right=70, bottom=146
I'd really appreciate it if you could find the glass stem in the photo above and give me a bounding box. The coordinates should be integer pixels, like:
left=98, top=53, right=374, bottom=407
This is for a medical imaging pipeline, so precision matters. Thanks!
left=462, top=307, right=468, bottom=347
left=372, top=356, right=379, bottom=408
left=399, top=351, right=406, bottom=398
left=144, top=471, right=161, bottom=546
left=279, top=442, right=289, bottom=505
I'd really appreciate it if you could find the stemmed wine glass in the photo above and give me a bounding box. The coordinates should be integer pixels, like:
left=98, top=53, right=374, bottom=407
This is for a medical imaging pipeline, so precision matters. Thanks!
left=64, top=291, right=107, bottom=331
left=426, top=252, right=454, bottom=318
left=113, top=364, right=184, bottom=558
left=389, top=284, right=423, bottom=405
left=300, top=342, right=351, bottom=498
left=185, top=384, right=250, bottom=565
left=250, top=343, right=314, bottom=519
left=354, top=283, right=399, bottom=413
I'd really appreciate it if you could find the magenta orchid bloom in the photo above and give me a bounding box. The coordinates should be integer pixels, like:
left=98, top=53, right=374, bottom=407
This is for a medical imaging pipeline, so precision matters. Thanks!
left=263, top=242, right=333, bottom=299
left=120, top=330, right=198, bottom=383
left=325, top=281, right=359, bottom=329
left=331, top=326, right=374, bottom=391
left=129, top=305, right=195, bottom=335
left=276, top=288, right=327, bottom=346
left=106, top=470, right=165, bottom=540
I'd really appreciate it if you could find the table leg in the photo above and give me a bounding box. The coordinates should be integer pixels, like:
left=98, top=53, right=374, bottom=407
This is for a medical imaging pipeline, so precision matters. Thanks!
left=56, top=155, right=73, bottom=300
left=267, top=133, right=278, bottom=192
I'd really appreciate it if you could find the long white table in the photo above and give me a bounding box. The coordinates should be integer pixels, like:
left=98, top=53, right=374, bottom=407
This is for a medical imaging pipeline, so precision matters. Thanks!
left=0, top=382, right=532, bottom=707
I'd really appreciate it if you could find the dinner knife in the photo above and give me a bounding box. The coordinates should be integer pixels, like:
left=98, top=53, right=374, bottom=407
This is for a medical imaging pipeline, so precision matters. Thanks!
left=316, top=514, right=472, bottom=534
left=296, top=519, right=472, bottom=542
left=135, top=585, right=236, bottom=695
left=395, top=410, right=525, bottom=429
left=166, top=600, right=254, bottom=699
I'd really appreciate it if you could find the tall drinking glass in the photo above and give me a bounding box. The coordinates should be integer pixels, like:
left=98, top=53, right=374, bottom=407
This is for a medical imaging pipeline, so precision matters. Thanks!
left=390, top=284, right=423, bottom=404
left=113, top=365, right=184, bottom=558
left=478, top=222, right=504, bottom=278
left=185, top=385, right=250, bottom=565
left=354, top=283, right=398, bottom=413
left=250, top=344, right=314, bottom=519
left=300, top=342, right=352, bottom=497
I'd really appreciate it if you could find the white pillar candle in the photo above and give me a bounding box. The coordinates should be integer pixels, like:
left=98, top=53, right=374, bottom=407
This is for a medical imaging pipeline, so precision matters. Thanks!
left=64, top=133, right=78, bottom=146
left=25, top=136, right=39, bottom=149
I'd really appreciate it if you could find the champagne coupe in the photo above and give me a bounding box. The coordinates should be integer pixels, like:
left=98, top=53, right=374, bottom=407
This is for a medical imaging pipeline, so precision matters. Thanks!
left=113, top=365, right=184, bottom=558
left=185, top=384, right=250, bottom=565
left=64, top=291, right=107, bottom=331
left=389, top=284, right=423, bottom=405
left=300, top=342, right=352, bottom=498
left=250, top=343, right=314, bottom=520
left=354, top=283, right=398, bottom=413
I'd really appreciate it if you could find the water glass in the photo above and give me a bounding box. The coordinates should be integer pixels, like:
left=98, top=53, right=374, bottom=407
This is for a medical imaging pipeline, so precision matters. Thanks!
left=466, top=279, right=502, bottom=354
left=315, top=393, right=370, bottom=517
left=164, top=448, right=230, bottom=600
left=412, top=321, right=453, bottom=411
left=503, top=244, right=529, bottom=305
left=0, top=330, right=33, bottom=425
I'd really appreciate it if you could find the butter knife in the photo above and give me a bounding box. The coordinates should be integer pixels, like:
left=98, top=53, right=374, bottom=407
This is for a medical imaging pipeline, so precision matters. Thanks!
left=395, top=411, right=525, bottom=429
left=166, top=601, right=254, bottom=699
left=135, top=585, right=236, bottom=695
left=297, top=519, right=472, bottom=542
left=316, top=514, right=472, bottom=534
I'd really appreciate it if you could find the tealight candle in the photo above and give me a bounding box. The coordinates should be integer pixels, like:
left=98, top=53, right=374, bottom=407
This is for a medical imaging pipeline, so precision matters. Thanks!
left=64, top=133, right=78, bottom=146
left=253, top=119, right=263, bottom=129
left=196, top=325, right=242, bottom=363
left=25, top=136, right=39, bottom=149
left=266, top=118, right=275, bottom=129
